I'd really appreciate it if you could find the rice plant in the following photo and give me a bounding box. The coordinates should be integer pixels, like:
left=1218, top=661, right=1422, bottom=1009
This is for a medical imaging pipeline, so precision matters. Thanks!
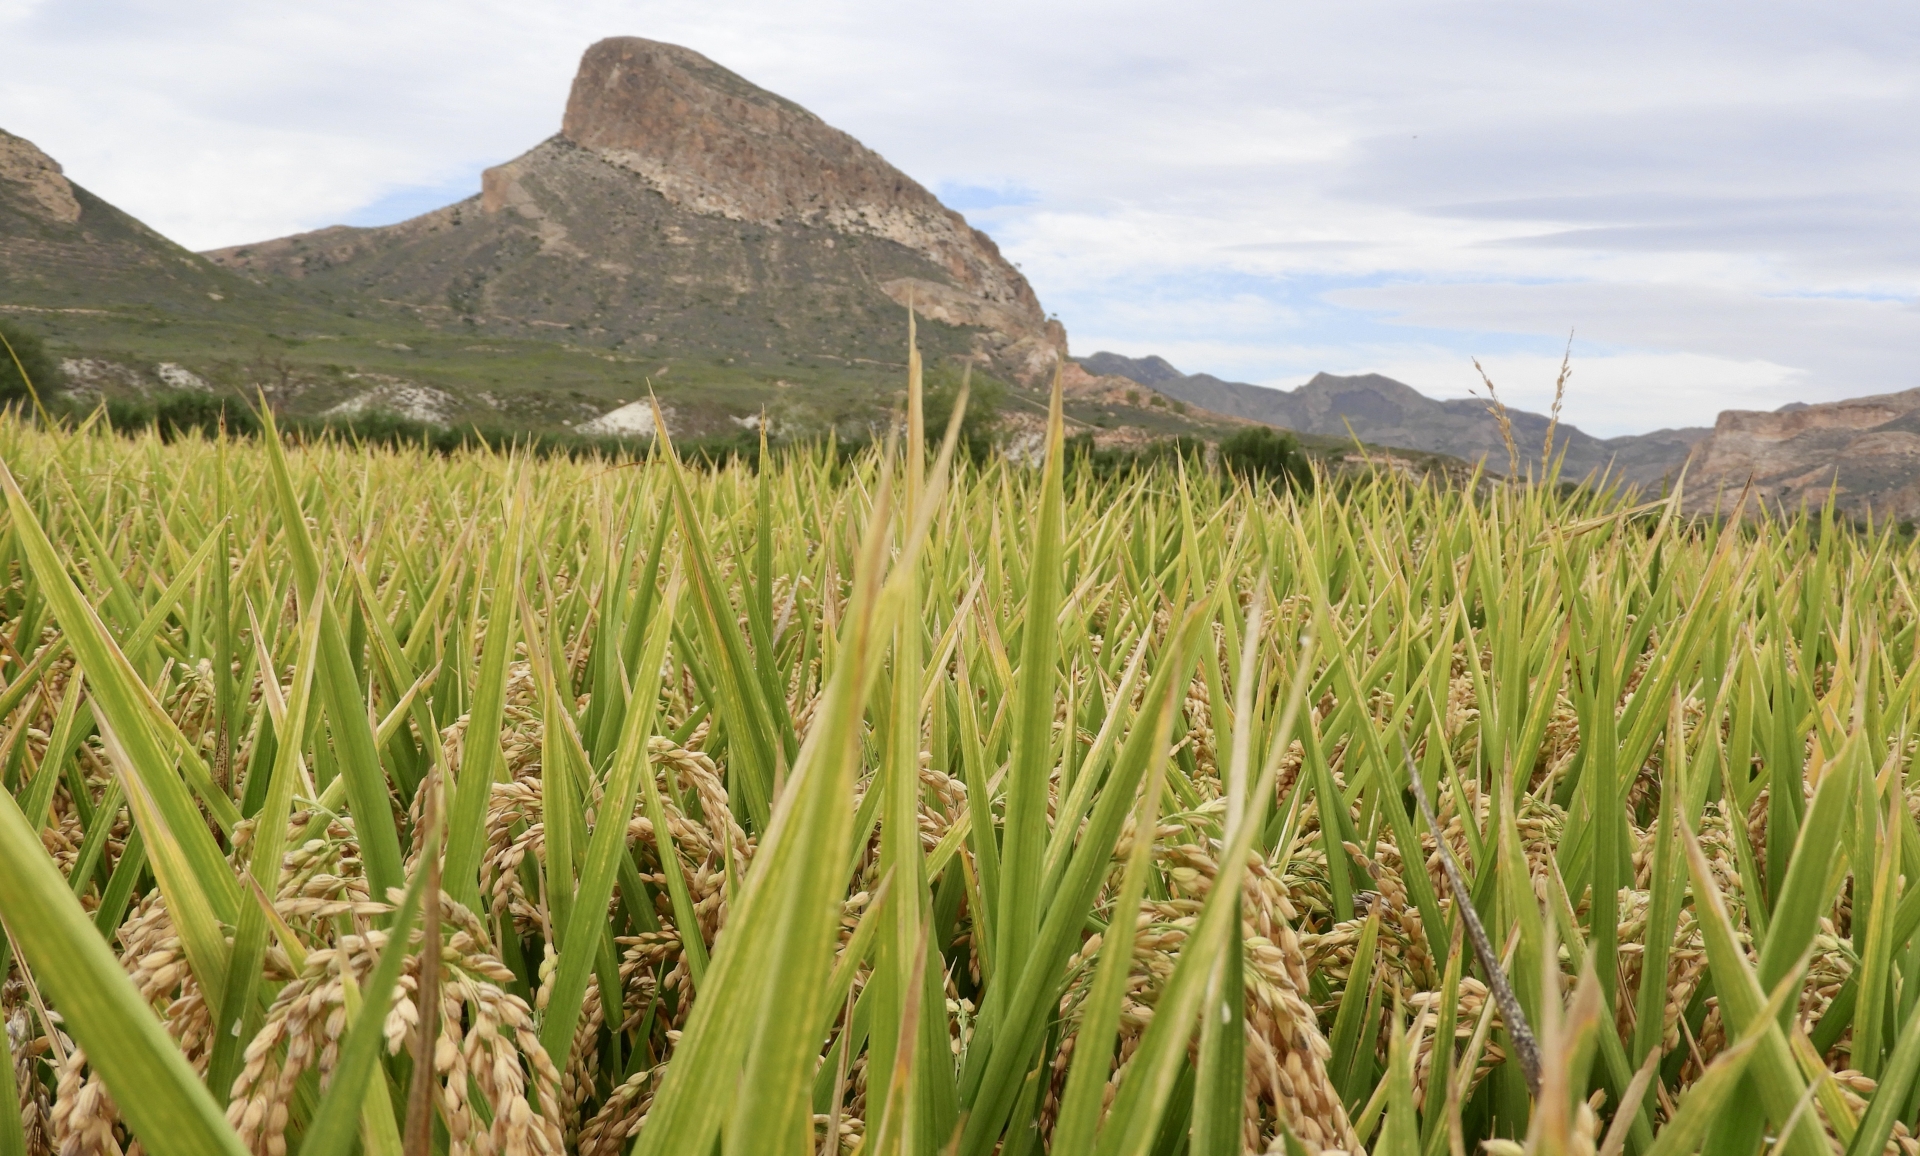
left=0, top=353, right=1917, bottom=1156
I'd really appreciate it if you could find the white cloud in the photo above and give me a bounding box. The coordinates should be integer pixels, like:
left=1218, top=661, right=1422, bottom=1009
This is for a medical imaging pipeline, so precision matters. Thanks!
left=1329, top=282, right=1920, bottom=404
left=1358, top=350, right=1808, bottom=437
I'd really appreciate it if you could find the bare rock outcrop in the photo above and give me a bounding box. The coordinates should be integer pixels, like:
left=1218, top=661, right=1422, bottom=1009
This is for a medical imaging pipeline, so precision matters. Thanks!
left=1684, top=389, right=1920, bottom=518
left=1689, top=390, right=1920, bottom=479
left=561, top=38, right=1045, bottom=324
left=0, top=130, right=81, bottom=224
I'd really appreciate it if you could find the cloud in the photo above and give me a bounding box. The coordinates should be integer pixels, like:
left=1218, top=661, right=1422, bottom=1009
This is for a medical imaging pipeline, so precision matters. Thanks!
left=2, top=0, right=1917, bottom=433
left=1328, top=281, right=1920, bottom=390
left=1360, top=351, right=1808, bottom=437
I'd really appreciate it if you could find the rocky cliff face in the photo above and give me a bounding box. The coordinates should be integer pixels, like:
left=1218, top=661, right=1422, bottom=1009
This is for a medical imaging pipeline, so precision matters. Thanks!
left=0, top=131, right=81, bottom=224
left=560, top=39, right=1043, bottom=319
left=1684, top=390, right=1920, bottom=517
left=208, top=37, right=1066, bottom=383
left=1080, top=352, right=1707, bottom=484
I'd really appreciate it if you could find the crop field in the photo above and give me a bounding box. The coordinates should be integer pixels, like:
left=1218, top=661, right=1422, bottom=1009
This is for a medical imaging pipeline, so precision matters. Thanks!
left=0, top=371, right=1916, bottom=1156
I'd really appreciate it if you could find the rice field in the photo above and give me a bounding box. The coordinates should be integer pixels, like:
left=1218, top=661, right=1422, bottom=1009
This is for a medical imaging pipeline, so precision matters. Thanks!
left=0, top=369, right=1915, bottom=1156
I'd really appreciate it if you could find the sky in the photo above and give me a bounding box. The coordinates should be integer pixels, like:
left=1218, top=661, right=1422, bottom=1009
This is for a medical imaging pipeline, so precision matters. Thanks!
left=4, top=1, right=1917, bottom=436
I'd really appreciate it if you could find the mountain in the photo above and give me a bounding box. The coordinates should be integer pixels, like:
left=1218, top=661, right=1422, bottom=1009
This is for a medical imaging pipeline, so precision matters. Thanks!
left=1684, top=390, right=1920, bottom=519
left=30, top=38, right=1873, bottom=493
left=1078, top=352, right=1709, bottom=484
left=1, top=39, right=1121, bottom=442
left=0, top=41, right=1438, bottom=459
left=0, top=129, right=324, bottom=333
left=206, top=37, right=1065, bottom=392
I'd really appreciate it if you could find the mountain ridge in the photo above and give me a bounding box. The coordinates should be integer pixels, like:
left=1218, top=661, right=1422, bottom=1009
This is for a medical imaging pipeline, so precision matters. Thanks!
left=0, top=65, right=1244, bottom=448
left=0, top=127, right=321, bottom=325
left=1078, top=351, right=1710, bottom=484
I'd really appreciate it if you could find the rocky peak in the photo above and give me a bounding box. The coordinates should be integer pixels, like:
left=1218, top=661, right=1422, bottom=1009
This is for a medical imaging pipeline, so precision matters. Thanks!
left=0, top=130, right=81, bottom=224
left=1294, top=372, right=1429, bottom=423
left=202, top=37, right=1074, bottom=390
left=546, top=37, right=1052, bottom=345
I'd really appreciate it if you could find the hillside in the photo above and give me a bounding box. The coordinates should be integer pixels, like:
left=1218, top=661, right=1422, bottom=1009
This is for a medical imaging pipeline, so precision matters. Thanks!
left=1079, top=352, right=1709, bottom=485
left=1, top=126, right=708, bottom=427
left=1683, top=389, right=1920, bottom=519
left=1, top=129, right=277, bottom=317
left=0, top=128, right=353, bottom=362
left=205, top=38, right=1066, bottom=399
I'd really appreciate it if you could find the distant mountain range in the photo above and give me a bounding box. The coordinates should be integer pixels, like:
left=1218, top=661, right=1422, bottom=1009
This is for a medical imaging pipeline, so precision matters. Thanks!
left=1077, top=352, right=1710, bottom=485
left=1081, top=352, right=1920, bottom=518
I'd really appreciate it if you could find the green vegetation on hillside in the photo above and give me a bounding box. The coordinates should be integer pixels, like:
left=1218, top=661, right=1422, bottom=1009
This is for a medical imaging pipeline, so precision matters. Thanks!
left=78, top=388, right=773, bottom=465
left=922, top=362, right=1006, bottom=462
left=1219, top=424, right=1314, bottom=491
left=0, top=367, right=1907, bottom=1156
left=0, top=317, right=60, bottom=403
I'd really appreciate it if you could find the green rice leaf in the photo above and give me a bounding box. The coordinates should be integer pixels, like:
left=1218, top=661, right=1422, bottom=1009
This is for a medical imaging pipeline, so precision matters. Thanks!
left=0, top=777, right=247, bottom=1156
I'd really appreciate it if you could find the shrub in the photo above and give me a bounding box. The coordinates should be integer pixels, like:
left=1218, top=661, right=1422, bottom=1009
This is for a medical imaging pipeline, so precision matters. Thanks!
left=0, top=319, right=62, bottom=404
left=103, top=391, right=263, bottom=441
left=1218, top=424, right=1313, bottom=491
left=923, top=362, right=1006, bottom=463
left=1065, top=432, right=1207, bottom=481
